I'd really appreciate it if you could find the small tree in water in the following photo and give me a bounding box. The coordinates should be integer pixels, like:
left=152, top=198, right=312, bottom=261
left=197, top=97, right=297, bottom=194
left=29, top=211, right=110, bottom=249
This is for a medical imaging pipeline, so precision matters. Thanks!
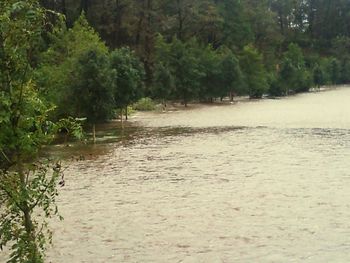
left=154, top=36, right=204, bottom=106
left=279, top=43, right=311, bottom=94
left=240, top=45, right=268, bottom=98
left=69, top=49, right=115, bottom=142
left=0, top=1, right=82, bottom=261
left=110, top=47, right=145, bottom=119
left=313, top=64, right=324, bottom=90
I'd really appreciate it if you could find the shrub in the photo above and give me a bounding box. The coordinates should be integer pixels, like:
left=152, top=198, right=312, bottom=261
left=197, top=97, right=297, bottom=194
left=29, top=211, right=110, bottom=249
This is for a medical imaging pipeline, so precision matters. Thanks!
left=133, top=98, right=156, bottom=111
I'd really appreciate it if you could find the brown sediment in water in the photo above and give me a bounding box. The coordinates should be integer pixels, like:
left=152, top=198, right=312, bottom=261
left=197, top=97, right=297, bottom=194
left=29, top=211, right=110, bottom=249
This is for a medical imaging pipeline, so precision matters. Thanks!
left=2, top=86, right=350, bottom=262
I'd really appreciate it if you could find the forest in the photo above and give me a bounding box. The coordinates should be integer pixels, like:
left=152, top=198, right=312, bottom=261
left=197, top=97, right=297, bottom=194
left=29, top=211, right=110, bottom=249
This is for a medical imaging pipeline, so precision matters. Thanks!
left=28, top=0, right=350, bottom=125
left=1, top=1, right=350, bottom=261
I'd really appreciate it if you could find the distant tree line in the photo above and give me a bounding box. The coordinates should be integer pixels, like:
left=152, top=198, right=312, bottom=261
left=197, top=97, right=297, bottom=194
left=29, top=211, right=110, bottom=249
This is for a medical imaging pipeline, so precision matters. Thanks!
left=33, top=0, right=350, bottom=125
left=1, top=2, right=350, bottom=260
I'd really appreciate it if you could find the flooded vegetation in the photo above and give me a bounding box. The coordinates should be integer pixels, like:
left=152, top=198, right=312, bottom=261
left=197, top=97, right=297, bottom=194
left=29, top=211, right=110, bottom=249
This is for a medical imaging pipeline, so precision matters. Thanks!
left=4, top=1, right=350, bottom=262
left=3, top=87, right=349, bottom=262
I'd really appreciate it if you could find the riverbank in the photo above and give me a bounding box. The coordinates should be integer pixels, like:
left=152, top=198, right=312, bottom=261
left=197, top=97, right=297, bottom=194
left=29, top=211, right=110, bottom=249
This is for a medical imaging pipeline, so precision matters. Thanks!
left=50, top=85, right=346, bottom=148
left=132, top=85, right=349, bottom=129
left=150, top=85, right=342, bottom=112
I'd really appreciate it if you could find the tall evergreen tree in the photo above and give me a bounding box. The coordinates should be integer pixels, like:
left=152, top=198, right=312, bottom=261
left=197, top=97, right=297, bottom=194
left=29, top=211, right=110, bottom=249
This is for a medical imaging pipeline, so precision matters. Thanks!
left=240, top=45, right=269, bottom=98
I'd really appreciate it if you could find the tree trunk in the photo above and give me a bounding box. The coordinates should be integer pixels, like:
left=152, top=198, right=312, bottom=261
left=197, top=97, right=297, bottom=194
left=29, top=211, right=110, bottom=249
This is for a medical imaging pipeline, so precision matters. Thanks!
left=113, top=0, right=126, bottom=48
left=308, top=0, right=316, bottom=36
left=230, top=92, right=234, bottom=101
left=176, top=0, right=184, bottom=40
left=144, top=0, right=154, bottom=93
left=120, top=108, right=124, bottom=129
left=125, top=106, right=128, bottom=120
left=92, top=123, right=96, bottom=143
left=135, top=7, right=144, bottom=46
left=278, top=10, right=284, bottom=35
left=162, top=99, right=167, bottom=111
left=18, top=160, right=38, bottom=261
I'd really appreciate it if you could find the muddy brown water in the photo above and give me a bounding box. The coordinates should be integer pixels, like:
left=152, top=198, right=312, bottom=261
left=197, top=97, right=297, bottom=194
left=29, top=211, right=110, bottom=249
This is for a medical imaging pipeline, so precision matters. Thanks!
left=2, top=87, right=350, bottom=262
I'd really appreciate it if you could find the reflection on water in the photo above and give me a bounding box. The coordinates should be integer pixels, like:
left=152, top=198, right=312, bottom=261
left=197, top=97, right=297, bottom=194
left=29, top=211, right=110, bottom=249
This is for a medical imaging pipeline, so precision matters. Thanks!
left=3, top=87, right=350, bottom=262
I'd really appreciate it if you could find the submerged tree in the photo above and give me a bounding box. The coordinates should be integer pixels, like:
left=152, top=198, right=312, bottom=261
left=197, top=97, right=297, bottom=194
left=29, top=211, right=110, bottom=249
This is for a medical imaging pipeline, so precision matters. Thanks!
left=36, top=12, right=110, bottom=120
left=69, top=49, right=115, bottom=141
left=313, top=64, right=324, bottom=89
left=279, top=43, right=311, bottom=94
left=240, top=45, right=268, bottom=98
left=110, top=47, right=145, bottom=119
left=152, top=62, right=175, bottom=106
left=218, top=47, right=243, bottom=99
left=198, top=44, right=222, bottom=102
left=329, top=58, right=341, bottom=85
left=155, top=36, right=205, bottom=106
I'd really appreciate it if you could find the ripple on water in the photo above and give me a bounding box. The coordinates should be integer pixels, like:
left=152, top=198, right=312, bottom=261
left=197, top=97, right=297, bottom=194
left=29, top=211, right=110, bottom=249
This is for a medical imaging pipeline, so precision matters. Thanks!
left=3, top=88, right=350, bottom=262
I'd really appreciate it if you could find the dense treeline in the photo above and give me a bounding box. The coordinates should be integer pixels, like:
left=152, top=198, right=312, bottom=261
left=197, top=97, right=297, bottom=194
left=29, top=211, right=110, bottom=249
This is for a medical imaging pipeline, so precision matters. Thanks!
left=34, top=0, right=350, bottom=124
left=1, top=2, right=350, bottom=260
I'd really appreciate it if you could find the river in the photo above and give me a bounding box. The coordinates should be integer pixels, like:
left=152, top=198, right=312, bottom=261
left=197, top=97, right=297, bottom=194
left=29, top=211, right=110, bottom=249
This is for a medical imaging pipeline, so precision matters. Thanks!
left=2, top=87, right=350, bottom=262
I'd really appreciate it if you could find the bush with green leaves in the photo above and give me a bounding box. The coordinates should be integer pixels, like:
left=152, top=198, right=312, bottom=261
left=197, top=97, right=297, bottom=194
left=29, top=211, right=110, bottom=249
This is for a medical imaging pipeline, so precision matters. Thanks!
left=240, top=45, right=268, bottom=98
left=155, top=36, right=205, bottom=106
left=133, top=97, right=156, bottom=111
left=330, top=37, right=350, bottom=83
left=313, top=64, right=324, bottom=89
left=197, top=44, right=222, bottom=101
left=329, top=58, right=341, bottom=84
left=217, top=47, right=244, bottom=98
left=110, top=47, right=145, bottom=118
left=68, top=49, right=115, bottom=123
left=151, top=62, right=175, bottom=103
left=279, top=43, right=312, bottom=94
left=0, top=1, right=82, bottom=262
left=36, top=13, right=111, bottom=121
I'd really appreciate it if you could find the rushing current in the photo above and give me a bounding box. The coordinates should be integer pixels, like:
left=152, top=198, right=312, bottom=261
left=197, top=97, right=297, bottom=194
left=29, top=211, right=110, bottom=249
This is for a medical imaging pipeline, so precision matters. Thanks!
left=2, top=87, right=350, bottom=262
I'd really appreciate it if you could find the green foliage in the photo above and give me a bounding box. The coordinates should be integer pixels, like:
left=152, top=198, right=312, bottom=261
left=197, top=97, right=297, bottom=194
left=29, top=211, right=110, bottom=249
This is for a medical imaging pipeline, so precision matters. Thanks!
left=279, top=43, right=311, bottom=94
left=329, top=58, right=341, bottom=84
left=198, top=44, right=222, bottom=101
left=313, top=64, right=324, bottom=88
left=0, top=0, right=52, bottom=168
left=68, top=49, right=115, bottom=123
left=198, top=45, right=244, bottom=100
left=133, top=97, right=156, bottom=111
left=0, top=161, right=63, bottom=263
left=329, top=37, right=350, bottom=83
left=313, top=57, right=333, bottom=85
left=151, top=62, right=175, bottom=101
left=110, top=47, right=145, bottom=110
left=36, top=13, right=110, bottom=120
left=268, top=73, right=283, bottom=97
left=5, top=0, right=350, bottom=260
left=0, top=1, right=82, bottom=262
left=0, top=0, right=81, bottom=263
left=240, top=45, right=268, bottom=98
left=217, top=0, right=253, bottom=49
left=170, top=38, right=205, bottom=105
left=155, top=36, right=205, bottom=105
left=154, top=37, right=244, bottom=102
left=218, top=47, right=244, bottom=96
left=37, top=0, right=350, bottom=105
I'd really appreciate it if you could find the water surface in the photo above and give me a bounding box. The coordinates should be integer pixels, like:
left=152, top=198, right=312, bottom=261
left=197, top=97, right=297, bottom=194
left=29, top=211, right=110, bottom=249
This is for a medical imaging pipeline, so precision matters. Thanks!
left=3, top=87, right=350, bottom=262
